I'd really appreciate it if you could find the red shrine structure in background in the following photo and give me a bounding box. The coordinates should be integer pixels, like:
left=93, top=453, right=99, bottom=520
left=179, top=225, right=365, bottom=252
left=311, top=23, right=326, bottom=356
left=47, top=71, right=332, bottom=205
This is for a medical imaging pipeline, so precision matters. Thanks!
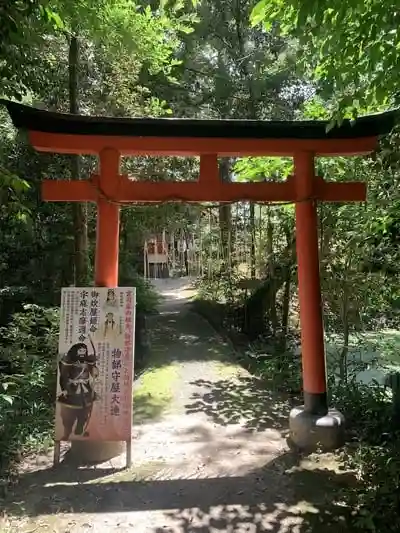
left=2, top=99, right=396, bottom=449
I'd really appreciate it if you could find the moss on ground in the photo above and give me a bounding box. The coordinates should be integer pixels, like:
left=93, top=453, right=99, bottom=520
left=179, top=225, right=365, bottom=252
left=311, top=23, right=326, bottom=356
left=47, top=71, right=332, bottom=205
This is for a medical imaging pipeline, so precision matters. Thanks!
left=133, top=363, right=179, bottom=424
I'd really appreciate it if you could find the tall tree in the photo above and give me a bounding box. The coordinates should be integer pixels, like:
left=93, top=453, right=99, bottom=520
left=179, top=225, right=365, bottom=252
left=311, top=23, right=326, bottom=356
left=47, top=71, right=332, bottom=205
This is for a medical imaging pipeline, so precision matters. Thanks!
left=250, top=0, right=400, bottom=121
left=150, top=0, right=306, bottom=276
left=158, top=0, right=305, bottom=119
left=68, top=33, right=88, bottom=285
left=22, top=0, right=196, bottom=284
left=0, top=0, right=198, bottom=295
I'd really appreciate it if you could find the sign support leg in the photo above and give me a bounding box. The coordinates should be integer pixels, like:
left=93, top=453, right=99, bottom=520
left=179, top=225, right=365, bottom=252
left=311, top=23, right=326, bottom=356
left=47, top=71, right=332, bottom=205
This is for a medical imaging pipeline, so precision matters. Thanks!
left=126, top=439, right=132, bottom=469
left=53, top=440, right=61, bottom=467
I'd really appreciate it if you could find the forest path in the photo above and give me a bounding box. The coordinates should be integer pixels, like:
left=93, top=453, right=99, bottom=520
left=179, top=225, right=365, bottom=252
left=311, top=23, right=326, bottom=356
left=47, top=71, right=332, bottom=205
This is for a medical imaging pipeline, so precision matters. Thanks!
left=1, top=278, right=348, bottom=533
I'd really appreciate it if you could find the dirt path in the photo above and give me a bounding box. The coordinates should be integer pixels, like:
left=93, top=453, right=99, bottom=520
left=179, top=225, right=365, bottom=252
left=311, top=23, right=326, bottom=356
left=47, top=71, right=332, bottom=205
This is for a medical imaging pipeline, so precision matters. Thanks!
left=0, top=279, right=350, bottom=533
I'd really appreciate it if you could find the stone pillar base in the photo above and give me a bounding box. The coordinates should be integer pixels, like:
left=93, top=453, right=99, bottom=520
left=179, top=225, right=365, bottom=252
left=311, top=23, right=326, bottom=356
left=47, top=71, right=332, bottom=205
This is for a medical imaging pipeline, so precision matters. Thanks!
left=289, top=406, right=345, bottom=451
left=69, top=440, right=125, bottom=464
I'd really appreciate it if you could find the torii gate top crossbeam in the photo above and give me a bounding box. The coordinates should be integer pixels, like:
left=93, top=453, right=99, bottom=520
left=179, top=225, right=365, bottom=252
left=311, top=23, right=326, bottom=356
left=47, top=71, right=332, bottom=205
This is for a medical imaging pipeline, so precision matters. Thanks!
left=1, top=100, right=397, bottom=157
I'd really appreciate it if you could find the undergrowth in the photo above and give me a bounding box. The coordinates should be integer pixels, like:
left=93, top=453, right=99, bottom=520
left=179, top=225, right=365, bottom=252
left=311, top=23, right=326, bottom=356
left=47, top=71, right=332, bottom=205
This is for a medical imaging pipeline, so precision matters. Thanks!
left=0, top=304, right=58, bottom=487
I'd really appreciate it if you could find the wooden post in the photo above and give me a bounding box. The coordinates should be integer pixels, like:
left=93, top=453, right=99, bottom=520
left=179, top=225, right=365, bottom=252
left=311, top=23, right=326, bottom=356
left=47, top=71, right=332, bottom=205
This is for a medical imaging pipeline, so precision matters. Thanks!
left=172, top=232, right=176, bottom=273
left=95, top=147, right=120, bottom=286
left=143, top=242, right=147, bottom=279
left=53, top=440, right=61, bottom=467
left=95, top=202, right=120, bottom=285
left=294, top=151, right=328, bottom=416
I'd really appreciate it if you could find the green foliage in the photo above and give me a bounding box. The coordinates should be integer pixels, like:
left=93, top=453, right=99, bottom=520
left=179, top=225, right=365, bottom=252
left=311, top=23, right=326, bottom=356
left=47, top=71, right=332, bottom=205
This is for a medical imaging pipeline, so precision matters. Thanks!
left=196, top=272, right=244, bottom=306
left=52, top=0, right=197, bottom=79
left=234, top=156, right=293, bottom=181
left=333, top=378, right=400, bottom=532
left=342, top=441, right=400, bottom=532
left=0, top=0, right=63, bottom=99
left=330, top=374, right=400, bottom=532
left=246, top=343, right=301, bottom=392
left=120, top=268, right=161, bottom=314
left=0, top=106, right=31, bottom=223
left=0, top=167, right=30, bottom=219
left=250, top=0, right=399, bottom=120
left=156, top=0, right=304, bottom=119
left=0, top=305, right=59, bottom=477
left=233, top=157, right=296, bottom=222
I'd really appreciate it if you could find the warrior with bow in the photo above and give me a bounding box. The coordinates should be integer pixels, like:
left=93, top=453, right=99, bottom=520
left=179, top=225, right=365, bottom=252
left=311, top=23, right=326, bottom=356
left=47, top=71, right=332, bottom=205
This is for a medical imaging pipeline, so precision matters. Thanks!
left=57, top=335, right=98, bottom=440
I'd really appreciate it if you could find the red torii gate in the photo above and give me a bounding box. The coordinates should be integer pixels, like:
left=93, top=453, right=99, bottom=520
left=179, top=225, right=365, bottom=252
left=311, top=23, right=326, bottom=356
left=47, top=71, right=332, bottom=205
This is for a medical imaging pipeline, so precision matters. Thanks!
left=2, top=100, right=395, bottom=456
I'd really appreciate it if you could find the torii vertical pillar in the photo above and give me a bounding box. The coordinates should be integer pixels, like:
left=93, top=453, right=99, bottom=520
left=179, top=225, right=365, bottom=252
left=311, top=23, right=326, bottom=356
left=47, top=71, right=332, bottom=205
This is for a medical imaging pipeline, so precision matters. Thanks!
left=95, top=148, right=121, bottom=287
left=70, top=147, right=125, bottom=463
left=289, top=151, right=344, bottom=450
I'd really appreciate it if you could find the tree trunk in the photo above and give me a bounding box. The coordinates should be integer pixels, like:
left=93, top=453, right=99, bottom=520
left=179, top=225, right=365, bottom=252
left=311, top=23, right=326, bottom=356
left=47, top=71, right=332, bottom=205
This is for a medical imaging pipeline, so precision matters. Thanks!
left=120, top=212, right=128, bottom=251
left=69, top=34, right=89, bottom=286
left=249, top=202, right=256, bottom=279
left=257, top=204, right=263, bottom=277
left=339, top=286, right=350, bottom=384
left=281, top=272, right=291, bottom=351
left=267, top=208, right=278, bottom=334
left=281, top=227, right=293, bottom=351
left=218, top=158, right=232, bottom=273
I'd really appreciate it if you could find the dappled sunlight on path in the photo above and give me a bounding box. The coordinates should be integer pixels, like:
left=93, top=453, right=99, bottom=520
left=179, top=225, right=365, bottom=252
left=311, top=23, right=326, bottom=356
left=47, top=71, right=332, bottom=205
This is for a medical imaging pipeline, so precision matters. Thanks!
left=151, top=277, right=197, bottom=306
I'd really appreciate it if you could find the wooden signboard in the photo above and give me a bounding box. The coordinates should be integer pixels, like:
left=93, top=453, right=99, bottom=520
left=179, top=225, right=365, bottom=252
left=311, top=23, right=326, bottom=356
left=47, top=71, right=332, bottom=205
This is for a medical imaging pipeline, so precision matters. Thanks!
left=54, top=287, right=135, bottom=463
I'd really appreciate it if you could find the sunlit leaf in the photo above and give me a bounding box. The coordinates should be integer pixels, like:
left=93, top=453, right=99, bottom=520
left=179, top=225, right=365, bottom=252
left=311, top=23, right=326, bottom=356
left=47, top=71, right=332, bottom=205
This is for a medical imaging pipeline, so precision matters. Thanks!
left=0, top=394, right=13, bottom=405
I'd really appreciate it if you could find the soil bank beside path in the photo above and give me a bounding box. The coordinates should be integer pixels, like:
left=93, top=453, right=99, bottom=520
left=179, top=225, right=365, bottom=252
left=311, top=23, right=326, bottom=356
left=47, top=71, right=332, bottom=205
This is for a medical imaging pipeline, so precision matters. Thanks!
left=0, top=278, right=348, bottom=533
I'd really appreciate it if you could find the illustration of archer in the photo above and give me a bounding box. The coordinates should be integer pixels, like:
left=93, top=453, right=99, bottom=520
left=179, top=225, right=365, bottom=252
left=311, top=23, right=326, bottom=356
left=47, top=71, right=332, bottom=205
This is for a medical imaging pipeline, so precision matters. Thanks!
left=57, top=335, right=99, bottom=440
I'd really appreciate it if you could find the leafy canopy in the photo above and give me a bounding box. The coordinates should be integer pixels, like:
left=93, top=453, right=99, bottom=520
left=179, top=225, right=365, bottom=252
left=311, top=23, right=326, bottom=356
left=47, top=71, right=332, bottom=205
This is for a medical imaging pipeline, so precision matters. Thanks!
left=50, top=0, right=197, bottom=78
left=250, top=0, right=400, bottom=121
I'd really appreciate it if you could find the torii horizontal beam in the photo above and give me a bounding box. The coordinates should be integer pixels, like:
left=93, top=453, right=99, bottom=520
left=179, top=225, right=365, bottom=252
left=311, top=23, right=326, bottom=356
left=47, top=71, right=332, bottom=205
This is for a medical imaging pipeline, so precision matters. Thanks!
left=42, top=152, right=366, bottom=204
left=42, top=175, right=366, bottom=203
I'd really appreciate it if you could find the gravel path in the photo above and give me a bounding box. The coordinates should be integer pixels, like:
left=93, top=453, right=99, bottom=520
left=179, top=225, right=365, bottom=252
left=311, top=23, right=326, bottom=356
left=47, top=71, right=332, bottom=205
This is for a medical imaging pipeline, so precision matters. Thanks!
left=0, top=279, right=346, bottom=533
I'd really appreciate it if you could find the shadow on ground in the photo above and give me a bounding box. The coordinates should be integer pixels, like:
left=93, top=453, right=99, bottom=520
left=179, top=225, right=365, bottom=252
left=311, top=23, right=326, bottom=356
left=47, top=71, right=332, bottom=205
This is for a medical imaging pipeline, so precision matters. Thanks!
left=132, top=391, right=172, bottom=424
left=1, top=450, right=356, bottom=532
left=186, top=376, right=298, bottom=432
left=140, top=310, right=236, bottom=375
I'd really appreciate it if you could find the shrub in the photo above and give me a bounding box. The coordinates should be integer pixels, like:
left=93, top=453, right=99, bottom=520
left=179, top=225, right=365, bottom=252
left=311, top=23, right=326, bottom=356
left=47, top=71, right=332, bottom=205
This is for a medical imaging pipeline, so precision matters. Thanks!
left=0, top=304, right=59, bottom=478
left=335, top=380, right=400, bottom=532
left=245, top=343, right=302, bottom=393
left=0, top=286, right=35, bottom=327
left=119, top=267, right=160, bottom=314
left=339, top=436, right=400, bottom=532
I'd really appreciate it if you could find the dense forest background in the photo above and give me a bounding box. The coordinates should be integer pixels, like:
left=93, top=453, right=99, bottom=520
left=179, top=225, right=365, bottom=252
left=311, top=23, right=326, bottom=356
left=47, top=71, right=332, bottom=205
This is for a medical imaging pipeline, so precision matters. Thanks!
left=1, top=1, right=400, bottom=530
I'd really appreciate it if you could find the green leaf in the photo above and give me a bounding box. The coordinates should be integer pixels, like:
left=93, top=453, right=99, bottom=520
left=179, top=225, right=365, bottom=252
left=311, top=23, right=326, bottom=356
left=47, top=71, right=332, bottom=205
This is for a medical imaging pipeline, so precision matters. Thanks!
left=0, top=394, right=13, bottom=405
left=179, top=25, right=194, bottom=34
left=250, top=0, right=268, bottom=28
